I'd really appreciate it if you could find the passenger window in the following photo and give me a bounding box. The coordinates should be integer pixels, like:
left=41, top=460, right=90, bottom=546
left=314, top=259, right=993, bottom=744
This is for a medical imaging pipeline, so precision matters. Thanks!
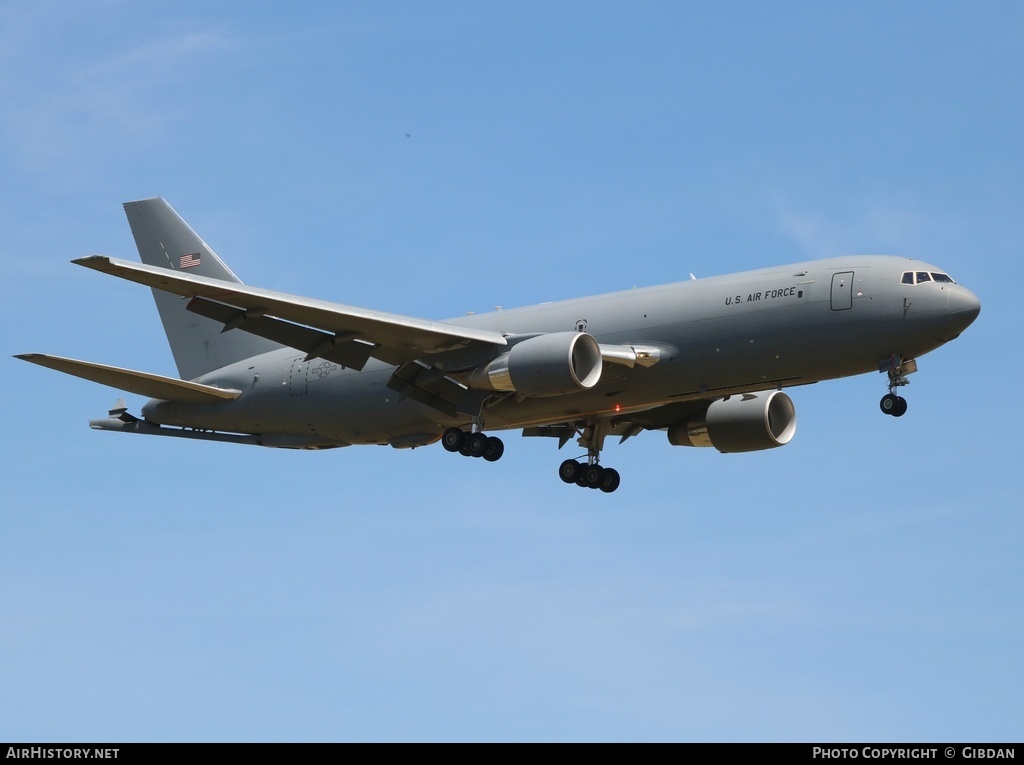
left=916, top=272, right=932, bottom=283
left=931, top=272, right=955, bottom=283
left=901, top=272, right=914, bottom=285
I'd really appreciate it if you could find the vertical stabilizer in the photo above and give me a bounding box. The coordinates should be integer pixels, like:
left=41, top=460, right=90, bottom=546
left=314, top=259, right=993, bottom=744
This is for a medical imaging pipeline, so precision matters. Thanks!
left=123, top=198, right=282, bottom=380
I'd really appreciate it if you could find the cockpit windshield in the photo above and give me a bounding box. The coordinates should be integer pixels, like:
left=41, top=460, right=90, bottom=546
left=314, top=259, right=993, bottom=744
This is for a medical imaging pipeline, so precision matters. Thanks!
left=901, top=271, right=956, bottom=285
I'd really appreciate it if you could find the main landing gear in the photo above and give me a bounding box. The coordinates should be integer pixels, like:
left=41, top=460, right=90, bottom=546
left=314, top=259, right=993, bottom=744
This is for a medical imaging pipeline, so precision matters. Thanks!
left=441, top=427, right=505, bottom=462
left=879, top=357, right=913, bottom=417
left=557, top=419, right=621, bottom=493
left=558, top=459, right=621, bottom=493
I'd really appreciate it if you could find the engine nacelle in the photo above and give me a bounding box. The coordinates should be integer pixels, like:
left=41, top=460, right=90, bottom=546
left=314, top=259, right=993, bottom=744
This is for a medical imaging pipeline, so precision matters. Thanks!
left=470, top=332, right=603, bottom=397
left=667, top=391, right=797, bottom=453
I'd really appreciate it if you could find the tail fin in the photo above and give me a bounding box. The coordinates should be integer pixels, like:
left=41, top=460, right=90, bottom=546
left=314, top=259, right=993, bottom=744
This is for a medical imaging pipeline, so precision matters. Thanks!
left=123, top=198, right=282, bottom=380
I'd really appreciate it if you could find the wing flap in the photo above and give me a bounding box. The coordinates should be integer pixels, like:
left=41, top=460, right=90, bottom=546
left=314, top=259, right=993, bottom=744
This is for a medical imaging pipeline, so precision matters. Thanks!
left=15, top=354, right=241, bottom=403
left=74, top=255, right=507, bottom=366
left=385, top=361, right=477, bottom=418
left=186, top=297, right=377, bottom=370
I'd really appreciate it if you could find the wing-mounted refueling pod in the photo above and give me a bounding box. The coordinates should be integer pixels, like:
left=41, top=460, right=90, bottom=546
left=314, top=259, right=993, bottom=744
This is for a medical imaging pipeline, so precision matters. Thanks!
left=598, top=343, right=663, bottom=369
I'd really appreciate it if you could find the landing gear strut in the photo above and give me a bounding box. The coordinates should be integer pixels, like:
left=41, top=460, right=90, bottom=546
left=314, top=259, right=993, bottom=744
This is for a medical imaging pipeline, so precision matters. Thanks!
left=441, top=426, right=504, bottom=462
left=879, top=357, right=913, bottom=417
left=557, top=420, right=622, bottom=493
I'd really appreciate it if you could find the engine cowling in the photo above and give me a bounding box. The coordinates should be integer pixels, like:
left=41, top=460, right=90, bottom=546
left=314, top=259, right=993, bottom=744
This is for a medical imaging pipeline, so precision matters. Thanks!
left=667, top=391, right=797, bottom=453
left=470, top=332, right=603, bottom=397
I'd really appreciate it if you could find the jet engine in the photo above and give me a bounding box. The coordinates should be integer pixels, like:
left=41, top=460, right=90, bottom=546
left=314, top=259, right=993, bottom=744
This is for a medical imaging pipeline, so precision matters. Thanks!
left=470, top=332, right=603, bottom=397
left=667, top=391, right=797, bottom=452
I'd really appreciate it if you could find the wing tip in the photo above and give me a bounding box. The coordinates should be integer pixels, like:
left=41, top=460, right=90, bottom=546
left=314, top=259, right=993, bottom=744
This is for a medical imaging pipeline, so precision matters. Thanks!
left=72, top=254, right=111, bottom=268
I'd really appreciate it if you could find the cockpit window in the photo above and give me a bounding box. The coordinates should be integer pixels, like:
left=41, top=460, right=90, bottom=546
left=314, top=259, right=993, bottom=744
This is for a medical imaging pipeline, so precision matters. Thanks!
left=901, top=270, right=957, bottom=285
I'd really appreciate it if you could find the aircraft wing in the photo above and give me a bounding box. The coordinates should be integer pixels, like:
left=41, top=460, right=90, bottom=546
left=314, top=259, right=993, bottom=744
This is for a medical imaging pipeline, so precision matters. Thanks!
left=74, top=256, right=507, bottom=368
left=15, top=354, right=241, bottom=402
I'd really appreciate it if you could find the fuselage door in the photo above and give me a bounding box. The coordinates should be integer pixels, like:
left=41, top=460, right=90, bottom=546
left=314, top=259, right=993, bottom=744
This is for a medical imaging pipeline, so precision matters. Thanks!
left=830, top=271, right=854, bottom=311
left=288, top=356, right=308, bottom=396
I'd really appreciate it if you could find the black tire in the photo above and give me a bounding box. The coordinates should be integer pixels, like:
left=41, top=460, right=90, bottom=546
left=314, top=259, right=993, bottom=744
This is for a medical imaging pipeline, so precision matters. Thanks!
left=583, top=465, right=604, bottom=489
left=599, top=467, right=621, bottom=493
left=483, top=436, right=504, bottom=462
left=558, top=459, right=580, bottom=484
left=441, top=427, right=465, bottom=452
left=466, top=432, right=487, bottom=457
left=893, top=396, right=908, bottom=417
left=880, top=394, right=898, bottom=415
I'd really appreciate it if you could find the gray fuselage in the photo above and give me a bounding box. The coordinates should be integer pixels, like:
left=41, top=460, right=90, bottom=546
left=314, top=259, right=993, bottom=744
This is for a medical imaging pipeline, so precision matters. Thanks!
left=142, top=255, right=980, bottom=448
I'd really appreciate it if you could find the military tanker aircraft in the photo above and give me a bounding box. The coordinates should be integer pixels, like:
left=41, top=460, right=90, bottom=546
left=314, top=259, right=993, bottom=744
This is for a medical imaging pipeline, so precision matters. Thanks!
left=17, top=198, right=980, bottom=492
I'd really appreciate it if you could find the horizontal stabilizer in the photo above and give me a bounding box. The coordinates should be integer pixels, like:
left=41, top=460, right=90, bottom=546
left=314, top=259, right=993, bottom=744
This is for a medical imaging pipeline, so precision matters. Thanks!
left=14, top=354, right=241, bottom=403
left=88, top=416, right=340, bottom=448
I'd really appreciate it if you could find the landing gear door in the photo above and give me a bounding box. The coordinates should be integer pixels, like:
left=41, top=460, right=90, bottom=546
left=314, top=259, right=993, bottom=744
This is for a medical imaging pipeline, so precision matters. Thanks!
left=831, top=271, right=854, bottom=311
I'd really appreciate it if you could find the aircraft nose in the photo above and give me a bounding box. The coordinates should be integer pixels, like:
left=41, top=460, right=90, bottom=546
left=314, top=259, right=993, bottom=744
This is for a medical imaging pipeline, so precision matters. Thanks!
left=947, top=285, right=981, bottom=337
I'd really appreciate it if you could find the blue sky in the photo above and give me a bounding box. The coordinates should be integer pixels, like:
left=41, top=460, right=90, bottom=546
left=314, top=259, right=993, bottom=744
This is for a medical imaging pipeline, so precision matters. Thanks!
left=1, top=1, right=1021, bottom=742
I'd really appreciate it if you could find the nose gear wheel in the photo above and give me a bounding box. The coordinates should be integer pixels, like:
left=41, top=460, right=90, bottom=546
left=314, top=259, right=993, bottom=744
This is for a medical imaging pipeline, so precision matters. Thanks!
left=880, top=393, right=907, bottom=417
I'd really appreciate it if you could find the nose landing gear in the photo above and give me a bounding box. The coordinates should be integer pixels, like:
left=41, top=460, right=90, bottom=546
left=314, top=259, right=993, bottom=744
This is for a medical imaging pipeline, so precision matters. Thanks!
left=879, top=356, right=916, bottom=417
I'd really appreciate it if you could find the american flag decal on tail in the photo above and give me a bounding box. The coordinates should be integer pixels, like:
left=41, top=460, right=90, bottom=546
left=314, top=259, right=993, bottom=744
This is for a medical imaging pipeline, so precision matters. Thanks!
left=180, top=252, right=201, bottom=269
